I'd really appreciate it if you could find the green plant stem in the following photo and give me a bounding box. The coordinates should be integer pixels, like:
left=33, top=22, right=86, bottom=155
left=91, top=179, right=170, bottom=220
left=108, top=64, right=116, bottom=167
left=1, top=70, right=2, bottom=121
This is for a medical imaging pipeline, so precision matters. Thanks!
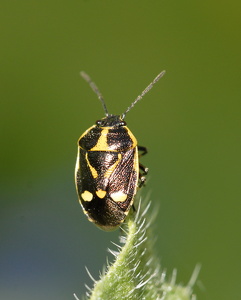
left=76, top=199, right=199, bottom=300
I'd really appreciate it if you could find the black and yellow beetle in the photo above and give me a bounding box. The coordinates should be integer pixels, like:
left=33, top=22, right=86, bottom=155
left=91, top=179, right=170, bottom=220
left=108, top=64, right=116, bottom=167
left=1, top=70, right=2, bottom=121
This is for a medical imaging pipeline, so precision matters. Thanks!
left=75, top=71, right=165, bottom=231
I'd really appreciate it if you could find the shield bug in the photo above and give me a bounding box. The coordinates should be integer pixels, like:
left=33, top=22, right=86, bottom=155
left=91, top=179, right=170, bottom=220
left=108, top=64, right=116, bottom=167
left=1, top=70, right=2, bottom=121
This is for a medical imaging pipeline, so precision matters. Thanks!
left=75, top=70, right=165, bottom=230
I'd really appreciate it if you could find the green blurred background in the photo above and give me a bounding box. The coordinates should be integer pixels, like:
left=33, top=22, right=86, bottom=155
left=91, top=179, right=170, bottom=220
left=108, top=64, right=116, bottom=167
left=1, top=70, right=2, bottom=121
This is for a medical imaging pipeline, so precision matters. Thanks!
left=0, top=1, right=240, bottom=299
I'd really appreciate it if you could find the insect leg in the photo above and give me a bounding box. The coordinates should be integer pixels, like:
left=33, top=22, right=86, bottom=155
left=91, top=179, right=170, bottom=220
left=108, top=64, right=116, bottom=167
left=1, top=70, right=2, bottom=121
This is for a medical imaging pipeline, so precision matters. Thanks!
left=138, top=146, right=148, bottom=187
left=138, top=145, right=148, bottom=157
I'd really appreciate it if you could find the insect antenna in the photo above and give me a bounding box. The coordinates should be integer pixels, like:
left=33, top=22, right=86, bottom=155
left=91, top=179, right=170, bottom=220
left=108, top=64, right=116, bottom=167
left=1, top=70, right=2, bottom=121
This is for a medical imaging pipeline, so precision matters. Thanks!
left=122, top=70, right=166, bottom=119
left=80, top=71, right=109, bottom=116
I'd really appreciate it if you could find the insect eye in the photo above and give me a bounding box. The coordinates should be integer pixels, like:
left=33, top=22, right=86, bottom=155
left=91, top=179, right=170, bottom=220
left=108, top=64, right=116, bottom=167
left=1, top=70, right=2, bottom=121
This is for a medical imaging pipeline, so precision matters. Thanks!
left=119, top=120, right=126, bottom=126
left=96, top=120, right=102, bottom=126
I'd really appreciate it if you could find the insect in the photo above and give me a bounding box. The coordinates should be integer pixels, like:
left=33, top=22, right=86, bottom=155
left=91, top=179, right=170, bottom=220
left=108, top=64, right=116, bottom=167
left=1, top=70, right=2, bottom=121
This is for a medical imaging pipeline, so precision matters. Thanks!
left=75, top=70, right=165, bottom=230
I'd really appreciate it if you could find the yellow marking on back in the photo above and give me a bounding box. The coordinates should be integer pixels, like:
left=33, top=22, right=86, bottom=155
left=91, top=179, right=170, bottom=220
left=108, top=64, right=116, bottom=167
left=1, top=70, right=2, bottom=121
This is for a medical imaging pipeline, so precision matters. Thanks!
left=104, top=153, right=122, bottom=178
left=85, top=153, right=98, bottom=178
left=110, top=191, right=128, bottom=202
left=90, top=128, right=109, bottom=151
left=133, top=147, right=139, bottom=187
left=96, top=190, right=107, bottom=198
left=75, top=149, right=80, bottom=188
left=81, top=190, right=93, bottom=202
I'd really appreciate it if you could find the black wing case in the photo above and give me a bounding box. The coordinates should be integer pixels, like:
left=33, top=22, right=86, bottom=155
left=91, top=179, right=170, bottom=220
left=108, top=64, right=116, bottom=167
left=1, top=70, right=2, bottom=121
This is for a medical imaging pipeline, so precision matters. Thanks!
left=75, top=147, right=138, bottom=228
left=107, top=148, right=138, bottom=211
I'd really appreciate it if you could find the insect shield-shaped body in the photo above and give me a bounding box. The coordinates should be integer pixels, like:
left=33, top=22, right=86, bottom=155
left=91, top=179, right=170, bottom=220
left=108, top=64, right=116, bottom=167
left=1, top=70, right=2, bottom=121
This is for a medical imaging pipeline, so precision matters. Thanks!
left=76, top=116, right=138, bottom=231
left=75, top=71, right=165, bottom=231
